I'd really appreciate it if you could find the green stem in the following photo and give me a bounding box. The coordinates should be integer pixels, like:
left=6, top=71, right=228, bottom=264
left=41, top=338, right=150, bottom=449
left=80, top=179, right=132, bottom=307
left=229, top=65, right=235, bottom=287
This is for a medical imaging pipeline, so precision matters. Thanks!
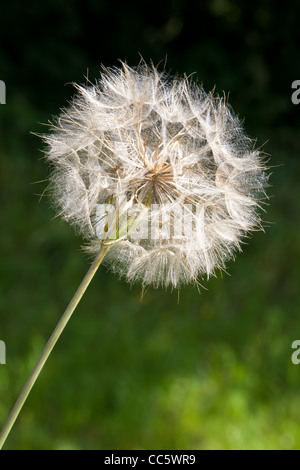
left=0, top=244, right=110, bottom=450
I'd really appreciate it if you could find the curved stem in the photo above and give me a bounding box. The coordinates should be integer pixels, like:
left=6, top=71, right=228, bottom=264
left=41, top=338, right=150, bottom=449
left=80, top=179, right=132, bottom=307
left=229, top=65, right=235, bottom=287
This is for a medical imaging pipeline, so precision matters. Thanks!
left=0, top=244, right=110, bottom=450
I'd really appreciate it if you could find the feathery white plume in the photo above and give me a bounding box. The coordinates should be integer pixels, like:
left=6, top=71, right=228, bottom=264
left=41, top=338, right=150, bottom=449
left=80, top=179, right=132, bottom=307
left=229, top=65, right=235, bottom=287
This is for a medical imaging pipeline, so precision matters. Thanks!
left=44, top=61, right=268, bottom=288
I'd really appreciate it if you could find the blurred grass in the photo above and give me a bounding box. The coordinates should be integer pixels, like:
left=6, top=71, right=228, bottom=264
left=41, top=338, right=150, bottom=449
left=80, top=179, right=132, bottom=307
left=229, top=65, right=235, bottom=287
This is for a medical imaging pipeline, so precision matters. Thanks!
left=1, top=0, right=300, bottom=450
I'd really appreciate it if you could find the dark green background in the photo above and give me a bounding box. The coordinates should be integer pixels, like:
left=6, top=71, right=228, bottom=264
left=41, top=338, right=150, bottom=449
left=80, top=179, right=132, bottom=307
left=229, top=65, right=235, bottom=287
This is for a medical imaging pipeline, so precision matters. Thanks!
left=1, top=0, right=300, bottom=450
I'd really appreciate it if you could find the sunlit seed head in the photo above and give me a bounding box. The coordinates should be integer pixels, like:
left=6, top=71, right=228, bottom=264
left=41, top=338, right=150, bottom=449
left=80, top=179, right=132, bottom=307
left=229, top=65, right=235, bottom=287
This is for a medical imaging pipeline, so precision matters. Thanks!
left=43, top=61, right=269, bottom=289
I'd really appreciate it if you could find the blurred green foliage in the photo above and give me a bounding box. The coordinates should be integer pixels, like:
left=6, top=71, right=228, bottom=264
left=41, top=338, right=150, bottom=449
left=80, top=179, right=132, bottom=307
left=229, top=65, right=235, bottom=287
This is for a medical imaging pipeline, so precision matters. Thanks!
left=0, top=0, right=300, bottom=450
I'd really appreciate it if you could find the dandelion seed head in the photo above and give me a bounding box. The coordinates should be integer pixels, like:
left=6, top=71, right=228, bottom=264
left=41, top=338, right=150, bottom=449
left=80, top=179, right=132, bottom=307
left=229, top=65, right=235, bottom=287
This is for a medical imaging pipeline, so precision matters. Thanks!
left=43, top=61, right=268, bottom=288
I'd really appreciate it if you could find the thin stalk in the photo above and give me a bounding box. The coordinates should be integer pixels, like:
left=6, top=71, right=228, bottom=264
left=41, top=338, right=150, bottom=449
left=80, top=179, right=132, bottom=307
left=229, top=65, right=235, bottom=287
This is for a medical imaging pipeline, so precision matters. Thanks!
left=0, top=244, right=110, bottom=450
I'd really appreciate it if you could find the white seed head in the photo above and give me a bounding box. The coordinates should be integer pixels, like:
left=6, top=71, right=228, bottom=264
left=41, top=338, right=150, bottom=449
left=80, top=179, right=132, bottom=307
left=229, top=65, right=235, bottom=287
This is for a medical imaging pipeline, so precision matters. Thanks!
left=43, top=61, right=268, bottom=288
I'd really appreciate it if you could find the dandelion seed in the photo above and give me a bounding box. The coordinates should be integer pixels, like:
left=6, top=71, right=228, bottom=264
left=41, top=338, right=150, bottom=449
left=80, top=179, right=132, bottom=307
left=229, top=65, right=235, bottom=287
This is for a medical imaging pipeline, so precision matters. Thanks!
left=44, top=61, right=268, bottom=288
